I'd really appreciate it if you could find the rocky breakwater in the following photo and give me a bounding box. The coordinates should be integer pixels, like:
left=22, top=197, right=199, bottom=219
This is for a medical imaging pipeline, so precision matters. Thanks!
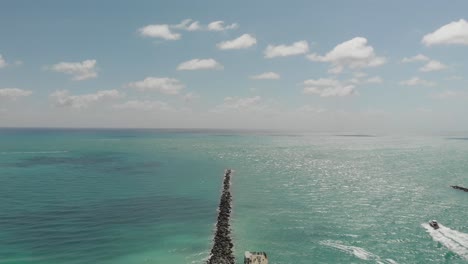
left=451, top=185, right=468, bottom=192
left=207, top=169, right=235, bottom=264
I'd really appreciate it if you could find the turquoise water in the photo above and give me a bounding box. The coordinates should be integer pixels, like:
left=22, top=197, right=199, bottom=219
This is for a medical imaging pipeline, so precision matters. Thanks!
left=1, top=129, right=468, bottom=263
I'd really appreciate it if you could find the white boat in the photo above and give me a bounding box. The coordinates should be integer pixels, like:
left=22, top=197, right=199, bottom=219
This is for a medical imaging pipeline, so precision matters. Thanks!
left=429, top=220, right=440, bottom=229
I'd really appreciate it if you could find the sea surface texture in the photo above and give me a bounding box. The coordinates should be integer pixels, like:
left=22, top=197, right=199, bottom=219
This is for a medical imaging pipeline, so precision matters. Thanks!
left=1, top=129, right=467, bottom=263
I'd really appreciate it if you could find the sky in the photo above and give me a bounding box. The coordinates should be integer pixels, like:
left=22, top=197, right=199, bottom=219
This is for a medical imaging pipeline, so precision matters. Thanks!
left=1, top=0, right=468, bottom=132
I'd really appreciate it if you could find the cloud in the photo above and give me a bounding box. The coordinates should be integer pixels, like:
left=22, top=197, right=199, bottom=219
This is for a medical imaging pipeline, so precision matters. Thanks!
left=138, top=24, right=181, bottom=40
left=304, top=86, right=356, bottom=97
left=217, top=34, right=257, bottom=50
left=114, top=100, right=171, bottom=111
left=127, top=77, right=184, bottom=95
left=138, top=19, right=239, bottom=41
left=50, top=89, right=123, bottom=109
left=50, top=59, right=98, bottom=81
left=186, top=21, right=201, bottom=31
left=264, top=41, right=309, bottom=58
left=218, top=96, right=261, bottom=110
left=207, top=21, right=238, bottom=31
left=173, top=19, right=238, bottom=32
left=349, top=75, right=382, bottom=84
left=422, top=19, right=468, bottom=46
left=303, top=78, right=341, bottom=87
left=419, top=60, right=447, bottom=72
left=183, top=92, right=200, bottom=103
left=177, top=58, right=223, bottom=70
left=0, top=55, right=18, bottom=69
left=0, top=54, right=7, bottom=68
left=307, top=37, right=386, bottom=74
left=302, top=78, right=356, bottom=97
left=400, top=54, right=446, bottom=72
left=399, top=77, right=436, bottom=87
left=172, top=19, right=202, bottom=31
left=402, top=54, right=430, bottom=63
left=0, top=88, right=32, bottom=99
left=211, top=96, right=277, bottom=115
left=250, top=72, right=280, bottom=80
left=346, top=72, right=384, bottom=84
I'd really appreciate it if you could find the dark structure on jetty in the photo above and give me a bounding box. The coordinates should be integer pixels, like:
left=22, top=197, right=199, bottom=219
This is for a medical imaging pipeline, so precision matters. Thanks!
left=451, top=185, right=468, bottom=192
left=208, top=169, right=235, bottom=264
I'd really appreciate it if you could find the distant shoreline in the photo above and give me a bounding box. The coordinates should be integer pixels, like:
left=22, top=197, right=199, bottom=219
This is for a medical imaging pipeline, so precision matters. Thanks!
left=2, top=127, right=468, bottom=138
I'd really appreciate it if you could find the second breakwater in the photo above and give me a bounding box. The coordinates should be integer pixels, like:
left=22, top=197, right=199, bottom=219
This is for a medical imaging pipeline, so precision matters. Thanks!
left=451, top=185, right=468, bottom=192
left=207, top=169, right=235, bottom=264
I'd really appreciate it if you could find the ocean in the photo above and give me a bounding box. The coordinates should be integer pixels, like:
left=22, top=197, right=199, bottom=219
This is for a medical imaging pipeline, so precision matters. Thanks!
left=0, top=128, right=467, bottom=263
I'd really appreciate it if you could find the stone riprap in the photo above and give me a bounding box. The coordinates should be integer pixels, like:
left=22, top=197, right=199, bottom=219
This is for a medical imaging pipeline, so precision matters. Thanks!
left=207, top=169, right=235, bottom=264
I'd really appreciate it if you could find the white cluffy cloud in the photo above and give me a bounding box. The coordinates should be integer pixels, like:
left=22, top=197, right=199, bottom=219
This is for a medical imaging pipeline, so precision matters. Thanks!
left=402, top=54, right=430, bottom=63
left=303, top=78, right=356, bottom=97
left=419, top=60, right=447, bottom=72
left=217, top=34, right=257, bottom=50
left=250, top=72, right=280, bottom=80
left=139, top=19, right=238, bottom=40
left=138, top=24, right=181, bottom=40
left=177, top=58, right=223, bottom=70
left=127, top=77, right=184, bottom=95
left=0, top=54, right=7, bottom=68
left=422, top=19, right=468, bottom=46
left=307, top=37, right=386, bottom=74
left=50, top=59, right=98, bottom=81
left=349, top=74, right=383, bottom=84
left=172, top=19, right=202, bottom=31
left=208, top=21, right=238, bottom=31
left=50, top=89, right=122, bottom=109
left=264, top=41, right=309, bottom=58
left=400, top=54, right=447, bottom=72
left=0, top=88, right=32, bottom=99
left=114, top=100, right=171, bottom=111
left=174, top=19, right=237, bottom=31
left=400, top=77, right=436, bottom=87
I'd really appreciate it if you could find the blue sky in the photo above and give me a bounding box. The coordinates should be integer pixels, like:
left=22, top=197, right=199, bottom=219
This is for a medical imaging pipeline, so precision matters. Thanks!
left=1, top=0, right=468, bottom=132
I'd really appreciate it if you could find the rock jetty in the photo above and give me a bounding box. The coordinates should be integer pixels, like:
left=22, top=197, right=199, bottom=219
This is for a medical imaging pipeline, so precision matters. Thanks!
left=451, top=185, right=468, bottom=192
left=207, top=169, right=235, bottom=264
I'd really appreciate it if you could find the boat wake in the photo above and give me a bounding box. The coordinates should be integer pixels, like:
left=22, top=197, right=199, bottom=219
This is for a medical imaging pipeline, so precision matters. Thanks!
left=320, top=240, right=398, bottom=263
left=422, top=223, right=468, bottom=260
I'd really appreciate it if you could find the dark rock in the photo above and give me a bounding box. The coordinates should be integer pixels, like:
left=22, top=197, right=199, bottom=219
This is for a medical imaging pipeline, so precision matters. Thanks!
left=207, top=169, right=235, bottom=264
left=451, top=185, right=468, bottom=192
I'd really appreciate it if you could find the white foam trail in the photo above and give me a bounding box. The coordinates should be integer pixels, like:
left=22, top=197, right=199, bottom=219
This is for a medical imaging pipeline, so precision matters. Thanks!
left=0, top=151, right=68, bottom=155
left=190, top=251, right=209, bottom=264
left=422, top=223, right=468, bottom=260
left=320, top=240, right=398, bottom=263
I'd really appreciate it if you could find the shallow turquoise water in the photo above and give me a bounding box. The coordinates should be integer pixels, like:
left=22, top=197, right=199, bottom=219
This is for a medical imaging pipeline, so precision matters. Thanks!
left=1, top=129, right=467, bottom=263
